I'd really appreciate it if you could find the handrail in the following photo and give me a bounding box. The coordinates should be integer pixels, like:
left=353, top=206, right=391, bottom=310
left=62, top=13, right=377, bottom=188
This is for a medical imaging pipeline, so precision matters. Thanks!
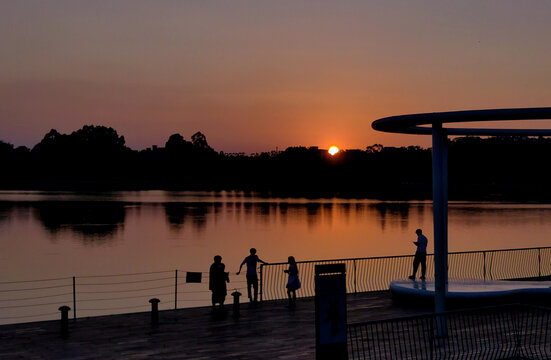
left=263, top=246, right=551, bottom=266
left=1, top=246, right=550, bottom=325
left=260, top=246, right=551, bottom=301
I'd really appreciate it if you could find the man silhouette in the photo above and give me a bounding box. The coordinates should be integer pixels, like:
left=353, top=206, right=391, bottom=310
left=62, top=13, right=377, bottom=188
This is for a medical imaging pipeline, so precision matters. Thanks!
left=237, top=248, right=267, bottom=303
left=409, top=229, right=427, bottom=281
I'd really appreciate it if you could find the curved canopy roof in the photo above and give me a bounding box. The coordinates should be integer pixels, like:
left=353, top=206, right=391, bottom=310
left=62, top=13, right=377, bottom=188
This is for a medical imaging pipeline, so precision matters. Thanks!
left=372, top=107, right=551, bottom=136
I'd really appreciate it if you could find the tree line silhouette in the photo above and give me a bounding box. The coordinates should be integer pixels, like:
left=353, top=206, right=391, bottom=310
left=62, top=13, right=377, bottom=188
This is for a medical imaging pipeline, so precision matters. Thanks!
left=2, top=125, right=551, bottom=200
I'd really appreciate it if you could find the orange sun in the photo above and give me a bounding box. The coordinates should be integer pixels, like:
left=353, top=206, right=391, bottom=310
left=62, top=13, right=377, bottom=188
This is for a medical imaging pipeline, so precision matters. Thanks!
left=328, top=146, right=339, bottom=156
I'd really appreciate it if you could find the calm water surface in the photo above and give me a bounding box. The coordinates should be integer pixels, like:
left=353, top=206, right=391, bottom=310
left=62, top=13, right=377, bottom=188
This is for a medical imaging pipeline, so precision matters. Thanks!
left=2, top=191, right=551, bottom=324
left=2, top=190, right=551, bottom=282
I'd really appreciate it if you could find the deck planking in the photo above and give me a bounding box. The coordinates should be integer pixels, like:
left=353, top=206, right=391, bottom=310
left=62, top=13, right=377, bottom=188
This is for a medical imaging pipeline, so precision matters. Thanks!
left=0, top=291, right=430, bottom=360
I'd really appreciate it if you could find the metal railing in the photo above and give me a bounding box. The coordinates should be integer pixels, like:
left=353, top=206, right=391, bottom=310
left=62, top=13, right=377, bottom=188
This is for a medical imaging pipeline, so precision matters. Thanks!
left=259, top=246, right=551, bottom=301
left=0, top=269, right=248, bottom=325
left=347, top=304, right=551, bottom=359
left=2, top=246, right=551, bottom=325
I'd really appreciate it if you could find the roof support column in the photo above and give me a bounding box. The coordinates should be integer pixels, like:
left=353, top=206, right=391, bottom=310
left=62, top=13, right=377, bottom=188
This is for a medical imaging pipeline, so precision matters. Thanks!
left=432, top=122, right=448, bottom=314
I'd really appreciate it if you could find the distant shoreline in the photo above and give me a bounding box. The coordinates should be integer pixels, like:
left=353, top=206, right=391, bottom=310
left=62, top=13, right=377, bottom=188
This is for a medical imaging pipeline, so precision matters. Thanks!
left=1, top=186, right=551, bottom=202
left=4, top=126, right=551, bottom=202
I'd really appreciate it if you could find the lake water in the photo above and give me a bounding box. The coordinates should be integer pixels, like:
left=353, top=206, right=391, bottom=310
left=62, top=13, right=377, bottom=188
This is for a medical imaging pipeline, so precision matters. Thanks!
left=1, top=190, right=551, bottom=323
left=2, top=190, right=551, bottom=281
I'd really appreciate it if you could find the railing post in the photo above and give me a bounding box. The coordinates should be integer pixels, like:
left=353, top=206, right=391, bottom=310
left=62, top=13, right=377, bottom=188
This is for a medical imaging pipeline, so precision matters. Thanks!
left=59, top=305, right=71, bottom=338
left=259, top=264, right=263, bottom=303
left=232, top=291, right=242, bottom=319
left=483, top=252, right=486, bottom=282
left=538, top=248, right=541, bottom=278
left=149, top=298, right=160, bottom=328
left=174, top=269, right=178, bottom=310
left=72, top=276, right=76, bottom=321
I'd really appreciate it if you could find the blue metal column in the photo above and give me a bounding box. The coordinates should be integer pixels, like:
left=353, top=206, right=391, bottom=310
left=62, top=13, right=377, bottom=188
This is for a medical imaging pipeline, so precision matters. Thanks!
left=432, top=122, right=448, bottom=314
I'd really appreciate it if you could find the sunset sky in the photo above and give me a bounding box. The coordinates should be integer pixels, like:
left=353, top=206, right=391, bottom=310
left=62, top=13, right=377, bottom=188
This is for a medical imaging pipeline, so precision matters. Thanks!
left=1, top=1, right=551, bottom=153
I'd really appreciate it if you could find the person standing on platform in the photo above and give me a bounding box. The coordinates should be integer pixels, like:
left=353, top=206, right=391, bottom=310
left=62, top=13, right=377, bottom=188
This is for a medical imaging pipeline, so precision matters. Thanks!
left=236, top=248, right=267, bottom=304
left=210, top=255, right=229, bottom=310
left=409, top=229, right=428, bottom=281
left=284, top=256, right=301, bottom=309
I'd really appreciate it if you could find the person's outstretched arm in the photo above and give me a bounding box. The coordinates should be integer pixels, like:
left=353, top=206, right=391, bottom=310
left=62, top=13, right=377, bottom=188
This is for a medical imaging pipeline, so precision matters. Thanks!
left=236, top=259, right=246, bottom=275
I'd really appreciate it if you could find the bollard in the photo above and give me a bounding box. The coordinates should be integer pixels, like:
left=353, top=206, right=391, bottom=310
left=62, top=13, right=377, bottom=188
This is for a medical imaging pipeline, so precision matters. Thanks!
left=231, top=291, right=242, bottom=319
left=58, top=305, right=71, bottom=338
left=149, top=298, right=160, bottom=328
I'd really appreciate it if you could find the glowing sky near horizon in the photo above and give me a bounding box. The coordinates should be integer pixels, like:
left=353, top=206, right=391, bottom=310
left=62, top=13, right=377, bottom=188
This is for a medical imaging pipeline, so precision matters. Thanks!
left=1, top=1, right=551, bottom=153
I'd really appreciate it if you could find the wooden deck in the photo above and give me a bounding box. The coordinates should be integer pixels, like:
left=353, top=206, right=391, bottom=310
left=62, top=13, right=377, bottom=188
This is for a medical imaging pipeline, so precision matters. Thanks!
left=0, top=291, right=430, bottom=360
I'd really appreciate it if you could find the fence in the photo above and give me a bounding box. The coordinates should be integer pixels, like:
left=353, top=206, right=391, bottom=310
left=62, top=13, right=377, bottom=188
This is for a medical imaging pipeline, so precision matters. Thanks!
left=259, top=246, right=551, bottom=301
left=347, top=304, right=551, bottom=359
left=0, top=270, right=248, bottom=325
left=2, top=246, right=551, bottom=325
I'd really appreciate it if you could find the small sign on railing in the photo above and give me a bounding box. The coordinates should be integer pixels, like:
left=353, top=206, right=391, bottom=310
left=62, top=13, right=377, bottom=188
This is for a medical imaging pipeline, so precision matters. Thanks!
left=186, top=272, right=202, bottom=283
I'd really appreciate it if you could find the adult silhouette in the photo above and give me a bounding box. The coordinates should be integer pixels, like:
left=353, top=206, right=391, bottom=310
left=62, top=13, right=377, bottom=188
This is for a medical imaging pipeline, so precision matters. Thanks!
left=409, top=229, right=428, bottom=281
left=236, top=248, right=267, bottom=304
left=209, top=255, right=229, bottom=310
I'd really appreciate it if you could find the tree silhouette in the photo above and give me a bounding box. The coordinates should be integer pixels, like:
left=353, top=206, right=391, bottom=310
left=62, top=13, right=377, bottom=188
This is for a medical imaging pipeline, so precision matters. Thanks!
left=32, top=129, right=66, bottom=154
left=4, top=125, right=551, bottom=199
left=32, top=126, right=127, bottom=156
left=366, top=144, right=383, bottom=153
left=191, top=131, right=212, bottom=151
left=165, top=133, right=192, bottom=152
left=0, top=140, right=14, bottom=153
left=70, top=125, right=127, bottom=155
left=28, top=125, right=131, bottom=186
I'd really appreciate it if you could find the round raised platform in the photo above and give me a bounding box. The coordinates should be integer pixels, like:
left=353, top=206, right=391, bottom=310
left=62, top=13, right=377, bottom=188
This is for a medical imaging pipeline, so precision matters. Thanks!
left=390, top=279, right=551, bottom=307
